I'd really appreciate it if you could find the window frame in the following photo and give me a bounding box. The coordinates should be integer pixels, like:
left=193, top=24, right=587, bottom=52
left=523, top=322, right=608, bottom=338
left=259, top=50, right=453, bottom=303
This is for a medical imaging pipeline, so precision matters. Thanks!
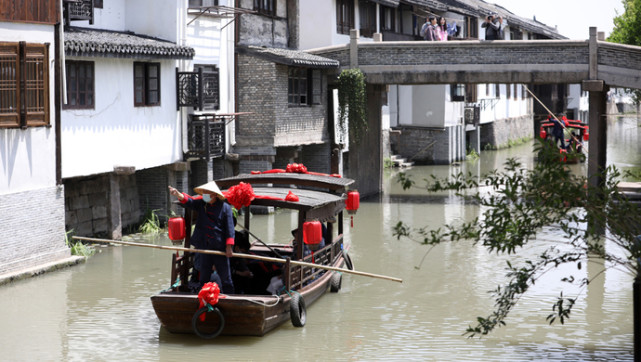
left=0, top=41, right=49, bottom=128
left=450, top=84, right=465, bottom=102
left=133, top=62, right=161, bottom=107
left=359, top=0, right=377, bottom=38
left=64, top=60, right=95, bottom=110
left=254, top=0, right=276, bottom=17
left=288, top=67, right=322, bottom=107
left=380, top=6, right=396, bottom=32
left=336, top=0, right=354, bottom=35
left=195, top=63, right=220, bottom=110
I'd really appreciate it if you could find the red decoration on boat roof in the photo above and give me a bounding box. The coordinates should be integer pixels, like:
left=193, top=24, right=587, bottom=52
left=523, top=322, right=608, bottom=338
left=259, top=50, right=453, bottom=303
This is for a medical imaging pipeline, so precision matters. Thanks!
left=251, top=163, right=342, bottom=178
left=223, top=182, right=256, bottom=210
left=224, top=182, right=300, bottom=208
left=197, top=282, right=223, bottom=322
left=285, top=190, right=299, bottom=202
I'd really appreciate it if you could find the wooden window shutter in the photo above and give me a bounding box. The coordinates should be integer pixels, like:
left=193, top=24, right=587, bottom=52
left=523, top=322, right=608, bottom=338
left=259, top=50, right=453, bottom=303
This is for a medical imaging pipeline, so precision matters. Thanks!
left=0, top=42, right=20, bottom=128
left=23, top=43, right=49, bottom=127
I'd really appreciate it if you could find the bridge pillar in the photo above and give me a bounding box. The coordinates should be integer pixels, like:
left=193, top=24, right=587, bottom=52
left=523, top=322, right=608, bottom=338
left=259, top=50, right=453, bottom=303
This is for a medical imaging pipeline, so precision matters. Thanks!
left=349, top=29, right=359, bottom=68
left=347, top=83, right=383, bottom=197
left=584, top=80, right=608, bottom=190
left=584, top=27, right=609, bottom=191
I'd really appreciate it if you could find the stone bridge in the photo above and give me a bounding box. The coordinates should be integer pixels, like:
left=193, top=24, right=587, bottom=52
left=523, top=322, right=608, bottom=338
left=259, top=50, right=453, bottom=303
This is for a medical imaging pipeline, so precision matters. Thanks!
left=312, top=33, right=641, bottom=89
left=309, top=29, right=641, bottom=197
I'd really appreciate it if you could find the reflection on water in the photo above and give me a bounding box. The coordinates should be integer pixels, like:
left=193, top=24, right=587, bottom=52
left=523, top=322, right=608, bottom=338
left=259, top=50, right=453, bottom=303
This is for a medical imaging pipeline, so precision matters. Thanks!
left=0, top=118, right=638, bottom=360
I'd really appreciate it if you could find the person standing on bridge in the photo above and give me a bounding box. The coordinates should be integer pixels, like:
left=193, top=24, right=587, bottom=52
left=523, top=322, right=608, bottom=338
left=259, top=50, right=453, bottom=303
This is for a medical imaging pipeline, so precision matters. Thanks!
left=482, top=12, right=503, bottom=40
left=420, top=16, right=438, bottom=41
left=436, top=17, right=449, bottom=41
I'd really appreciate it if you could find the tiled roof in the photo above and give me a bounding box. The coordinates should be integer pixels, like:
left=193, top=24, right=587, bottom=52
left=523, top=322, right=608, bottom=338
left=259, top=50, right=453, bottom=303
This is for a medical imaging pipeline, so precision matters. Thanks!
left=64, top=27, right=195, bottom=59
left=237, top=46, right=340, bottom=69
left=371, top=0, right=400, bottom=7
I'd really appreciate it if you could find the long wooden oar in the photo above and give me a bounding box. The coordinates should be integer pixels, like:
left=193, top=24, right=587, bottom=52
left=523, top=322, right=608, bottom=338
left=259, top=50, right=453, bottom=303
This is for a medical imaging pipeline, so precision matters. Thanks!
left=73, top=236, right=403, bottom=283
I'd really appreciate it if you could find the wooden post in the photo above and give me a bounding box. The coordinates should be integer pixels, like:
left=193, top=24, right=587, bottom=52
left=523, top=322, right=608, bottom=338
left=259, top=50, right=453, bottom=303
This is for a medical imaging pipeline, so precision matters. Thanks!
left=108, top=173, right=123, bottom=240
left=284, top=257, right=291, bottom=291
left=635, top=256, right=641, bottom=359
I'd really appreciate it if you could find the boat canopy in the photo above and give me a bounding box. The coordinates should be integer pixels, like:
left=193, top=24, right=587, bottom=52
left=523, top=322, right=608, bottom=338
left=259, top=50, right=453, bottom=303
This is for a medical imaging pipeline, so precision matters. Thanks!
left=216, top=173, right=355, bottom=193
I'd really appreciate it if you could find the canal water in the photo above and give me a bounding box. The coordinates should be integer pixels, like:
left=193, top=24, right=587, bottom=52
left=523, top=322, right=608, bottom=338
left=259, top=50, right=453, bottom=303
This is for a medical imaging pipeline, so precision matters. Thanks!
left=1, top=117, right=638, bottom=361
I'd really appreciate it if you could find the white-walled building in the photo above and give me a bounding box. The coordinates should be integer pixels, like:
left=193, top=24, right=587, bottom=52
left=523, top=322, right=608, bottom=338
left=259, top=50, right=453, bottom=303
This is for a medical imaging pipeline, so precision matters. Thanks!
left=0, top=1, right=71, bottom=277
left=61, top=0, right=241, bottom=239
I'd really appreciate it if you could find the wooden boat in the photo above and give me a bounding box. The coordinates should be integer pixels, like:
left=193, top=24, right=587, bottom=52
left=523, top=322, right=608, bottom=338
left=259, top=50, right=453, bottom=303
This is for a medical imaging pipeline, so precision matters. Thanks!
left=151, top=171, right=357, bottom=338
left=538, top=117, right=589, bottom=164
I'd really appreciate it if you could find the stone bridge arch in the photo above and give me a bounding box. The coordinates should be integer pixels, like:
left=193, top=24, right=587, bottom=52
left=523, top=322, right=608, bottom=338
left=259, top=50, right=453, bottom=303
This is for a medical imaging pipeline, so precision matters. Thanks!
left=311, top=28, right=641, bottom=196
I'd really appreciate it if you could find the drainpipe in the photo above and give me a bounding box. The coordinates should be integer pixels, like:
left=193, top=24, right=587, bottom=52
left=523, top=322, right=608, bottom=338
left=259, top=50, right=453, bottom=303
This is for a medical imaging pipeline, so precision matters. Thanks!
left=55, top=21, right=62, bottom=185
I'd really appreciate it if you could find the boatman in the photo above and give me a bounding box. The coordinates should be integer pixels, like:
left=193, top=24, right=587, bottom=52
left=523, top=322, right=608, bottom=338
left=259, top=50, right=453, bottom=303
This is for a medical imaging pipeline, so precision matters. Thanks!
left=551, top=114, right=568, bottom=149
left=168, top=181, right=235, bottom=294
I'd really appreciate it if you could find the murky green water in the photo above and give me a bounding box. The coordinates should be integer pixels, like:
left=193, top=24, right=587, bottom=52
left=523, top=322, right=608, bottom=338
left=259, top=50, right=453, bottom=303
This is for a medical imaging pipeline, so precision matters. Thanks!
left=1, top=117, right=639, bottom=361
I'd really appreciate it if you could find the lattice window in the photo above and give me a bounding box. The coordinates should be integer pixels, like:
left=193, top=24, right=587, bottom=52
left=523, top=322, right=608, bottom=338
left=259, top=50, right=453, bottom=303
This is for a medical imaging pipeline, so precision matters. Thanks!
left=177, top=70, right=199, bottom=109
left=0, top=42, right=49, bottom=128
left=199, top=65, right=219, bottom=110
left=288, top=68, right=308, bottom=106
left=0, top=43, right=19, bottom=127
left=176, top=65, right=219, bottom=110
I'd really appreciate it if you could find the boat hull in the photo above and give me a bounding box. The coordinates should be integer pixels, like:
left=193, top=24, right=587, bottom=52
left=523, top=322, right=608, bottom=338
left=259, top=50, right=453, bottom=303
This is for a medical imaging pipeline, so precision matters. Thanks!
left=151, top=257, right=344, bottom=337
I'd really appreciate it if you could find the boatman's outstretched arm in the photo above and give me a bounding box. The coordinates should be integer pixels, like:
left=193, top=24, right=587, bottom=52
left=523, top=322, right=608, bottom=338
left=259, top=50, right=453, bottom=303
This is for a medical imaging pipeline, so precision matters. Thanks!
left=168, top=186, right=185, bottom=201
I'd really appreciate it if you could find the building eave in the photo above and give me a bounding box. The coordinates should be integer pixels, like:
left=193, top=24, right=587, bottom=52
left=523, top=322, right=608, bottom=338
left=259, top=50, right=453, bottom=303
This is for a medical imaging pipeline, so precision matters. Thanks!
left=64, top=27, right=195, bottom=59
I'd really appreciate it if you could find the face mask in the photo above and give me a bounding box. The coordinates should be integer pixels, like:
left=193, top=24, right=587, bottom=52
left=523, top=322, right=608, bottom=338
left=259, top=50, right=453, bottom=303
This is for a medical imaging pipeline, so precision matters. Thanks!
left=202, top=194, right=212, bottom=203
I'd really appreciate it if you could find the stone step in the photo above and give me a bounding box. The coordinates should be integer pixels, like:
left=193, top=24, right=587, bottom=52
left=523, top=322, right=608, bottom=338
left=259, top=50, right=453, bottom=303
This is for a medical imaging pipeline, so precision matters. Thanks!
left=390, top=155, right=414, bottom=168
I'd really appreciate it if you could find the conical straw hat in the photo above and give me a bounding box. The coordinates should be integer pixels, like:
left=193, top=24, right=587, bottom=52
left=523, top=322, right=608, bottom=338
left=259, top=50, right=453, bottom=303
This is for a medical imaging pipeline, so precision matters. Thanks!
left=194, top=181, right=225, bottom=199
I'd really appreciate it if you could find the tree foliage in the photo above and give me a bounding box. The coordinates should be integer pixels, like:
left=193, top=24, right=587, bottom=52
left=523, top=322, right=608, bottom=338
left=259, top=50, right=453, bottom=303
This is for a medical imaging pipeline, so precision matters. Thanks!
left=608, top=0, right=641, bottom=104
left=393, top=140, right=641, bottom=337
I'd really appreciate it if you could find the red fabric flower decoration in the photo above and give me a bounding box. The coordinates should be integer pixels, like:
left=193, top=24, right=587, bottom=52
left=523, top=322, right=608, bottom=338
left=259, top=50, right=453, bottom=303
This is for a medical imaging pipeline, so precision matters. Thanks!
left=197, top=282, right=222, bottom=321
left=223, top=182, right=255, bottom=210
left=286, top=163, right=308, bottom=173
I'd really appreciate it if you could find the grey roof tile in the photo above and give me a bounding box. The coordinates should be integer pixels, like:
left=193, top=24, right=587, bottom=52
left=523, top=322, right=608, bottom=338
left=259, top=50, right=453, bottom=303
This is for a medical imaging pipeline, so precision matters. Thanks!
left=64, top=27, right=195, bottom=59
left=237, top=46, right=340, bottom=69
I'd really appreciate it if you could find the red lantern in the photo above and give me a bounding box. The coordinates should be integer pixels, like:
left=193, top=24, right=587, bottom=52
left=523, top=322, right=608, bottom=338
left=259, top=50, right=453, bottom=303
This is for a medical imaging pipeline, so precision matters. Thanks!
left=346, top=191, right=360, bottom=228
left=303, top=221, right=323, bottom=252
left=168, top=217, right=185, bottom=242
left=583, top=132, right=589, bottom=141
left=346, top=191, right=360, bottom=215
left=539, top=129, right=547, bottom=139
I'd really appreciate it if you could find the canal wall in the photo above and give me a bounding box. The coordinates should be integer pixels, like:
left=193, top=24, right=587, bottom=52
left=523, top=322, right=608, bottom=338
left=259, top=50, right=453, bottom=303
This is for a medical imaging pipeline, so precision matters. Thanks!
left=390, top=124, right=465, bottom=165
left=480, top=114, right=533, bottom=149
left=64, top=174, right=140, bottom=237
left=0, top=186, right=70, bottom=276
